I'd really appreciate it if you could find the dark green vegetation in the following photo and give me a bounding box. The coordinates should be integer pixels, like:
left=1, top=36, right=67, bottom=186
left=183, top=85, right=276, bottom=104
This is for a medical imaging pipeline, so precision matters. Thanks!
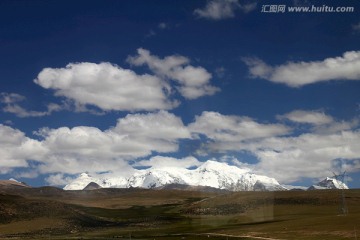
left=0, top=186, right=359, bottom=240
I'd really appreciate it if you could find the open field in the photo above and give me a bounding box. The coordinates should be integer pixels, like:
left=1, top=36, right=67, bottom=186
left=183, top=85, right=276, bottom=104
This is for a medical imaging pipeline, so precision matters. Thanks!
left=0, top=187, right=359, bottom=240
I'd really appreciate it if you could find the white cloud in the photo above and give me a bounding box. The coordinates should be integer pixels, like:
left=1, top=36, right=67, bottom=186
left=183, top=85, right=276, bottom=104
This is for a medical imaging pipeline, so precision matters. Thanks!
left=2, top=103, right=61, bottom=118
left=45, top=173, right=74, bottom=186
left=194, top=0, right=256, bottom=20
left=134, top=156, right=201, bottom=169
left=127, top=48, right=219, bottom=99
left=30, top=50, right=219, bottom=114
left=197, top=130, right=360, bottom=183
left=113, top=110, right=191, bottom=144
left=0, top=111, right=191, bottom=176
left=187, top=111, right=360, bottom=183
left=36, top=111, right=190, bottom=175
left=332, top=159, right=360, bottom=174
left=313, top=119, right=359, bottom=134
left=15, top=170, right=39, bottom=179
left=0, top=93, right=25, bottom=103
left=2, top=109, right=359, bottom=186
left=34, top=62, right=177, bottom=112
left=278, top=109, right=359, bottom=134
left=0, top=125, right=46, bottom=173
left=243, top=51, right=360, bottom=87
left=189, top=111, right=290, bottom=142
left=0, top=92, right=63, bottom=118
left=278, top=110, right=334, bottom=125
left=251, top=130, right=360, bottom=182
left=216, top=155, right=252, bottom=171
left=240, top=2, right=257, bottom=13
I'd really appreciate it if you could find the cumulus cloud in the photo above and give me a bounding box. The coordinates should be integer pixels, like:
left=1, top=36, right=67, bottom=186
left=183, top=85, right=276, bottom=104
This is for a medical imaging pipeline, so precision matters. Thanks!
left=45, top=173, right=74, bottom=186
left=187, top=111, right=360, bottom=183
left=216, top=155, right=253, bottom=171
left=2, top=109, right=359, bottom=185
left=194, top=0, right=256, bottom=20
left=251, top=130, right=360, bottom=182
left=134, top=156, right=201, bottom=169
left=332, top=158, right=360, bottom=174
left=34, top=50, right=218, bottom=113
left=278, top=109, right=359, bottom=134
left=113, top=110, right=191, bottom=144
left=189, top=111, right=290, bottom=142
left=243, top=51, right=360, bottom=87
left=278, top=110, right=334, bottom=125
left=0, top=92, right=63, bottom=117
left=0, top=111, right=191, bottom=177
left=127, top=48, right=219, bottom=99
left=36, top=111, right=189, bottom=175
left=0, top=125, right=47, bottom=173
left=34, top=62, right=177, bottom=112
left=313, top=118, right=359, bottom=135
left=15, top=170, right=39, bottom=179
left=195, top=128, right=360, bottom=183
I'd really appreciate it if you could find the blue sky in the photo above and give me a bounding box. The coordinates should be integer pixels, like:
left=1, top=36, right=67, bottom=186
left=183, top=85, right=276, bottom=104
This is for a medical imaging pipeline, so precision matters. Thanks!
left=0, top=0, right=360, bottom=188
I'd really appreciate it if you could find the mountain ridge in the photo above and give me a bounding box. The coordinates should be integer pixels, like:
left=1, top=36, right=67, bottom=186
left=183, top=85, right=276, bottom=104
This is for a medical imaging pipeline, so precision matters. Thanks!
left=64, top=160, right=287, bottom=191
left=308, top=177, right=349, bottom=190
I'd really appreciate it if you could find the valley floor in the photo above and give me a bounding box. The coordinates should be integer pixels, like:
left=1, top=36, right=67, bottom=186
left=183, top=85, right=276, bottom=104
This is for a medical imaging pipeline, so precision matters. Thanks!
left=0, top=188, right=359, bottom=240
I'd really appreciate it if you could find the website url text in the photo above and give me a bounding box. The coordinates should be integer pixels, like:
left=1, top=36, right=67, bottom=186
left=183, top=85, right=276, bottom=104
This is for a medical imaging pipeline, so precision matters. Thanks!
left=261, top=5, right=355, bottom=13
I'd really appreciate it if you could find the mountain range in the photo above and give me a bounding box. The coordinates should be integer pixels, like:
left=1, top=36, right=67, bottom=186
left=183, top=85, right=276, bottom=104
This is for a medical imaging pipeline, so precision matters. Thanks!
left=64, top=160, right=285, bottom=191
left=63, top=160, right=349, bottom=191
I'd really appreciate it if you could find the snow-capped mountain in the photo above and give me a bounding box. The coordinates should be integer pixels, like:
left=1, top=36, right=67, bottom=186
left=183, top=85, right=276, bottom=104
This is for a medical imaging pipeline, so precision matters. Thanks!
left=308, top=177, right=349, bottom=190
left=0, top=179, right=29, bottom=189
left=63, top=173, right=127, bottom=190
left=64, top=160, right=287, bottom=191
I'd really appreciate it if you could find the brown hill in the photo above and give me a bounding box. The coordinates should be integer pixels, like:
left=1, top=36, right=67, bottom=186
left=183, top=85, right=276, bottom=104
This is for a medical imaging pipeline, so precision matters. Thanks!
left=0, top=180, right=30, bottom=189
left=83, top=182, right=102, bottom=190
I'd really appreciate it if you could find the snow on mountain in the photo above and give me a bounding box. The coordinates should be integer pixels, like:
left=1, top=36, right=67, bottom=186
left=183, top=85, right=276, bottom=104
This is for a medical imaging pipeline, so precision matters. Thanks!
left=0, top=179, right=29, bottom=188
left=63, top=173, right=127, bottom=190
left=308, top=177, right=349, bottom=190
left=9, top=178, right=20, bottom=183
left=63, top=173, right=95, bottom=190
left=64, top=160, right=286, bottom=191
left=282, top=184, right=308, bottom=191
left=253, top=180, right=288, bottom=191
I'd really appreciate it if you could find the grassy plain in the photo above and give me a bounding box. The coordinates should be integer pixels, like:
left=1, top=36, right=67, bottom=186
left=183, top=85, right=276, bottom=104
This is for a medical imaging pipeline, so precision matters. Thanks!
left=0, top=187, right=359, bottom=240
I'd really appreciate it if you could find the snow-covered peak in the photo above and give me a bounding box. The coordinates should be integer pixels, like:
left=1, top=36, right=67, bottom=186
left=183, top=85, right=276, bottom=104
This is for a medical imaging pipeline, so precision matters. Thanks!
left=64, top=160, right=286, bottom=191
left=308, top=177, right=349, bottom=190
left=197, top=160, right=249, bottom=174
left=9, top=178, right=20, bottom=183
left=64, top=173, right=97, bottom=190
left=80, top=173, right=91, bottom=178
left=319, top=177, right=348, bottom=189
left=198, top=160, right=224, bottom=170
